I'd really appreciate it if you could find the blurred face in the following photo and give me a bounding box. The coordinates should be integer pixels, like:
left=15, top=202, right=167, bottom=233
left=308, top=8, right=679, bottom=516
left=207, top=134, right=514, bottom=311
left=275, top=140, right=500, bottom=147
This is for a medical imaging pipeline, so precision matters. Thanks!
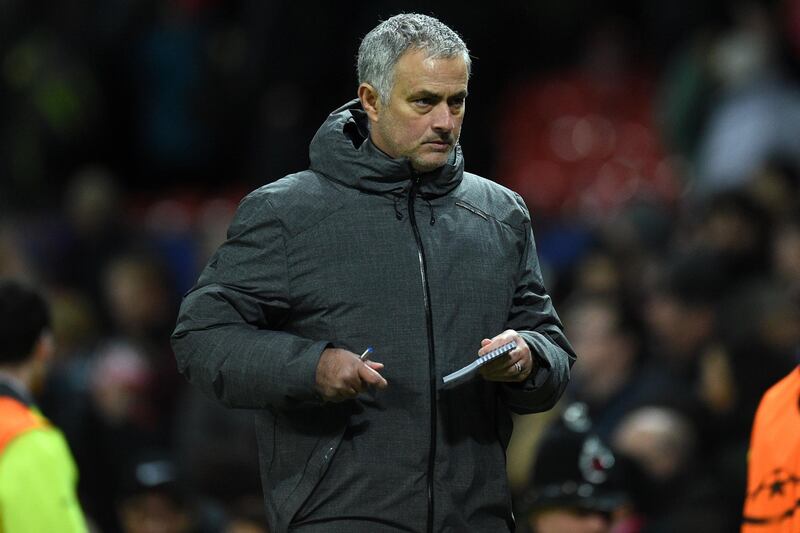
left=568, top=303, right=622, bottom=377
left=530, top=508, right=611, bottom=533
left=361, top=49, right=468, bottom=172
left=104, top=260, right=169, bottom=334
left=566, top=302, right=634, bottom=401
left=701, top=209, right=756, bottom=253
left=646, top=293, right=711, bottom=359
left=774, top=224, right=800, bottom=283
left=224, top=521, right=268, bottom=533
left=120, top=493, right=191, bottom=533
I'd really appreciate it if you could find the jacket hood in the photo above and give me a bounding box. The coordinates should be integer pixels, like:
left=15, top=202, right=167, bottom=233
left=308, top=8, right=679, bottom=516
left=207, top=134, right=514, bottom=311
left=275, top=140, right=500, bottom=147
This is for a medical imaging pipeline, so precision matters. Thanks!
left=308, top=99, right=464, bottom=197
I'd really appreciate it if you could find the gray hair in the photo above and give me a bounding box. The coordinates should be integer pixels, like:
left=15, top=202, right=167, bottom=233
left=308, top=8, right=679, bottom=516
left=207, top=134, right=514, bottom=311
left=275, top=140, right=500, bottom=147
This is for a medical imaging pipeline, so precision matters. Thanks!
left=357, top=13, right=471, bottom=103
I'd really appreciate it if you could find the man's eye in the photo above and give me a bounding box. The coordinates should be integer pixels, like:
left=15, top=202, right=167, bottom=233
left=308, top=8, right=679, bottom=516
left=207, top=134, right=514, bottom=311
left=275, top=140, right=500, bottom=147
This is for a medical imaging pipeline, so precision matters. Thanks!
left=415, top=98, right=433, bottom=106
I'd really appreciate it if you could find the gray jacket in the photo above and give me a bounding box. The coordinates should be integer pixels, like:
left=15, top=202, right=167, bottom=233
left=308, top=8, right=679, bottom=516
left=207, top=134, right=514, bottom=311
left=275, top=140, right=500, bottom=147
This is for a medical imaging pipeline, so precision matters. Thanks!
left=171, top=100, right=575, bottom=532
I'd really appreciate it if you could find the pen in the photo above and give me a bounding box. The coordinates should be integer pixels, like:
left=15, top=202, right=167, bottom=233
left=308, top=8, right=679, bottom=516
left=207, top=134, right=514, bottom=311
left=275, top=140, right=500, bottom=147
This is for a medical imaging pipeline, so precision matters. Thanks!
left=359, top=346, right=374, bottom=361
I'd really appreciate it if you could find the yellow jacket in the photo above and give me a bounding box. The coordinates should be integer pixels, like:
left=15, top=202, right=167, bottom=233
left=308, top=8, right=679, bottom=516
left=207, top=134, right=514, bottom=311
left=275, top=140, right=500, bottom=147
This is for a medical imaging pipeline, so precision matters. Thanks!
left=0, top=396, right=87, bottom=533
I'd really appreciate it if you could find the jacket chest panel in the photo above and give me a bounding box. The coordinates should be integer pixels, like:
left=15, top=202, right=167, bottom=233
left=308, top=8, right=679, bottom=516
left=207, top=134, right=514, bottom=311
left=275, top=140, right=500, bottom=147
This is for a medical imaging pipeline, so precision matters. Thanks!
left=418, top=203, right=520, bottom=360
left=285, top=205, right=427, bottom=352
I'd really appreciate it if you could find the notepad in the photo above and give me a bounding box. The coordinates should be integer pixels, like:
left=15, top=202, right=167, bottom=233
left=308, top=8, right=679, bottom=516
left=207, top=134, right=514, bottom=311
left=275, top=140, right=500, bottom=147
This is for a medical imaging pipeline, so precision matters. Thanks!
left=441, top=341, right=517, bottom=389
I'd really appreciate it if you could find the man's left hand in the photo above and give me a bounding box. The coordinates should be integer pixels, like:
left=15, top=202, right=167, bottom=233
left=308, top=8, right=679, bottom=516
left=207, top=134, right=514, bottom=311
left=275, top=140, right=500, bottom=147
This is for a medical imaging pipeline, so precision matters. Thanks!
left=478, top=329, right=534, bottom=382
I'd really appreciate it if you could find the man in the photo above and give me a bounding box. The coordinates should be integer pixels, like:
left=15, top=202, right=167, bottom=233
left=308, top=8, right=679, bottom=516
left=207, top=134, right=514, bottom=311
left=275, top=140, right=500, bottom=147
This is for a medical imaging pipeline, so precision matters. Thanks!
left=117, top=454, right=197, bottom=533
left=560, top=293, right=643, bottom=442
left=612, top=406, right=732, bottom=532
left=172, top=13, right=574, bottom=532
left=0, top=280, right=88, bottom=532
left=521, top=403, right=632, bottom=533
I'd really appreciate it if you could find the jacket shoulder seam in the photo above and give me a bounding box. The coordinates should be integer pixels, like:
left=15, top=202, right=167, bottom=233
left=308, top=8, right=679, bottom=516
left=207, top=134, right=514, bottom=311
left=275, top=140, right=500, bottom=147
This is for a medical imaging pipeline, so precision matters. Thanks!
left=455, top=172, right=530, bottom=233
left=262, top=173, right=350, bottom=241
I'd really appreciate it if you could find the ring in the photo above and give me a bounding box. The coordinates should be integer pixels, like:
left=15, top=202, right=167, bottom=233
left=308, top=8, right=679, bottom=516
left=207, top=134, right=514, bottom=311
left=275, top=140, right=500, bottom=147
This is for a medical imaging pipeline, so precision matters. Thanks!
left=514, top=361, right=522, bottom=374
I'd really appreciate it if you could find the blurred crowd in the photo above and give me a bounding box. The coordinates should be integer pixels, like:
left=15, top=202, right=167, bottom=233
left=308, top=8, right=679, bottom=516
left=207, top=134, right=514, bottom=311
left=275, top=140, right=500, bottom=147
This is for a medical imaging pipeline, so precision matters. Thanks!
left=2, top=0, right=800, bottom=532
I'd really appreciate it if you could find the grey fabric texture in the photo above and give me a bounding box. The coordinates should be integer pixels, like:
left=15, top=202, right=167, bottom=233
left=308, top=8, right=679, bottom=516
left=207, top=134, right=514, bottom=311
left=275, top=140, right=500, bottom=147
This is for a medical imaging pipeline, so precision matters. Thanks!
left=172, top=99, right=576, bottom=532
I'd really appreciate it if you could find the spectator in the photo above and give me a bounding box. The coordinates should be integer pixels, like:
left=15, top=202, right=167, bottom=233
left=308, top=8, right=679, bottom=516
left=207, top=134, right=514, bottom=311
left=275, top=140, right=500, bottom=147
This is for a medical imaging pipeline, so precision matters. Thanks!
left=0, top=279, right=88, bottom=532
left=612, top=406, right=733, bottom=532
left=640, top=250, right=727, bottom=418
left=520, top=402, right=634, bottom=533
left=695, top=2, right=800, bottom=195
left=223, top=494, right=270, bottom=533
left=117, top=452, right=213, bottom=533
left=560, top=293, right=645, bottom=442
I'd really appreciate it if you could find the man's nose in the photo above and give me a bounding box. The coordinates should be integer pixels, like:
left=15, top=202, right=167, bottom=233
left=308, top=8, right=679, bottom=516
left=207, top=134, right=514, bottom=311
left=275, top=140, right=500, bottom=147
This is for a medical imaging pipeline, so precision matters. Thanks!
left=431, top=103, right=455, bottom=132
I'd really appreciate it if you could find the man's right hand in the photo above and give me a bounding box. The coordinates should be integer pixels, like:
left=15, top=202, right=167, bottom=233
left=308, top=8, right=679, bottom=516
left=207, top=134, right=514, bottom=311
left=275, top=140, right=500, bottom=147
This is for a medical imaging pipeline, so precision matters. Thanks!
left=315, top=348, right=388, bottom=402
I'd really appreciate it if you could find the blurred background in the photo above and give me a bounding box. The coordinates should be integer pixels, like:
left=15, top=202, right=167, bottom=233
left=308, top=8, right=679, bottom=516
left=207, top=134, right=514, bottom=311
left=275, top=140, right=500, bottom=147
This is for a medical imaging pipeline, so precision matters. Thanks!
left=2, top=0, right=800, bottom=531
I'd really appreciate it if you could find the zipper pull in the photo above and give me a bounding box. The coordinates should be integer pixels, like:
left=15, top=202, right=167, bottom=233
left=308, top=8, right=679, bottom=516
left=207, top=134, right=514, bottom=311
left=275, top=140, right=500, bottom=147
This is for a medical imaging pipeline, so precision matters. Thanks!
left=410, top=175, right=421, bottom=193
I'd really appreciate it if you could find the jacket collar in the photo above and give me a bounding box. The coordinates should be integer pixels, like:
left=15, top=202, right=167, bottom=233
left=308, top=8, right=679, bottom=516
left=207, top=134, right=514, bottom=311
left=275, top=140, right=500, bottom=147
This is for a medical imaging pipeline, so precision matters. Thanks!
left=308, top=99, right=464, bottom=198
left=0, top=374, right=33, bottom=407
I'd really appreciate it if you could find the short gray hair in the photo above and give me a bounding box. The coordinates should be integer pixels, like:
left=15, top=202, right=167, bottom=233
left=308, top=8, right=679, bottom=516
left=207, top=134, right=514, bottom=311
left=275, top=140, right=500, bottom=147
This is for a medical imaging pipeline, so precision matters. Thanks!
left=357, top=13, right=471, bottom=103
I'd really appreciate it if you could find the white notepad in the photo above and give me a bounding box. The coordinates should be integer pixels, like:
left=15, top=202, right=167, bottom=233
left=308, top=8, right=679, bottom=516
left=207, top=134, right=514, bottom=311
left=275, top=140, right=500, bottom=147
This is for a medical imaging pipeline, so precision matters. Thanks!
left=441, top=341, right=517, bottom=389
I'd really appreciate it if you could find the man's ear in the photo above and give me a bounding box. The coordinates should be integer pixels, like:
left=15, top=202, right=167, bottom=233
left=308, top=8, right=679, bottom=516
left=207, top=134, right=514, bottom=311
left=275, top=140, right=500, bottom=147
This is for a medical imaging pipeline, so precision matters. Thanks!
left=32, top=332, right=55, bottom=365
left=358, top=83, right=381, bottom=122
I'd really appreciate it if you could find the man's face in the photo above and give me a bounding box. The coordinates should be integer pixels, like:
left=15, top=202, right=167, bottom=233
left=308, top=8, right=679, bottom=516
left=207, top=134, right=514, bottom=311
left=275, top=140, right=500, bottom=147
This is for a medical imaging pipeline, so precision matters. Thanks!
left=366, top=49, right=468, bottom=172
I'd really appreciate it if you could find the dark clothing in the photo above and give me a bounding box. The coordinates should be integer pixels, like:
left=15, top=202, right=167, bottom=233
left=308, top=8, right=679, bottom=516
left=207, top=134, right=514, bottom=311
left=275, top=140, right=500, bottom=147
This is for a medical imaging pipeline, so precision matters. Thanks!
left=171, top=100, right=575, bottom=532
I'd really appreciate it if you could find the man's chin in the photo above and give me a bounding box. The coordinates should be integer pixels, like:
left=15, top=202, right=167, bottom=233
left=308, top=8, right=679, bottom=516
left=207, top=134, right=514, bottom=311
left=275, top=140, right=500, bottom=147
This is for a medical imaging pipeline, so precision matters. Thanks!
left=410, top=153, right=450, bottom=173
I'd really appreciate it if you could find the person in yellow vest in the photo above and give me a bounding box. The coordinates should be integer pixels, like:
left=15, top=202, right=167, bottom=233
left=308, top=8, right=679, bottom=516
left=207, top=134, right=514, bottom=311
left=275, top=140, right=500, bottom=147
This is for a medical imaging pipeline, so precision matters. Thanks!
left=742, top=366, right=800, bottom=533
left=0, top=279, right=88, bottom=532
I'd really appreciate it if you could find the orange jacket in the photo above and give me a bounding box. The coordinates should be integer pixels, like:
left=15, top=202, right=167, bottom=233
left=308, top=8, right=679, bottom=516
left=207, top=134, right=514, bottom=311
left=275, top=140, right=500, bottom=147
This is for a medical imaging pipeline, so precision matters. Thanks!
left=742, top=366, right=800, bottom=533
left=0, top=397, right=47, bottom=454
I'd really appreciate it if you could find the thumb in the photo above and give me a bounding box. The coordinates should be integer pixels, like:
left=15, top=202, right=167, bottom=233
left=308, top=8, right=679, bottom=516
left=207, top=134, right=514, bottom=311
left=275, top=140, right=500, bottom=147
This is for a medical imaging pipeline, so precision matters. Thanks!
left=359, top=362, right=388, bottom=389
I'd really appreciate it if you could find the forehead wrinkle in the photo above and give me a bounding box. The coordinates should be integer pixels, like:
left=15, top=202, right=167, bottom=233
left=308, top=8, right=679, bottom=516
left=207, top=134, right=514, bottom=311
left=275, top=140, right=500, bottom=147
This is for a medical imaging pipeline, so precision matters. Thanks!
left=398, top=75, right=468, bottom=101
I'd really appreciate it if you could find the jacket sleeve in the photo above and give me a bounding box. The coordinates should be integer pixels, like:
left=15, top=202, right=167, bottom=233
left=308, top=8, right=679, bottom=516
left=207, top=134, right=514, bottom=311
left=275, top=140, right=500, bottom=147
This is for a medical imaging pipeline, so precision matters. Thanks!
left=171, top=191, right=329, bottom=410
left=500, top=199, right=576, bottom=414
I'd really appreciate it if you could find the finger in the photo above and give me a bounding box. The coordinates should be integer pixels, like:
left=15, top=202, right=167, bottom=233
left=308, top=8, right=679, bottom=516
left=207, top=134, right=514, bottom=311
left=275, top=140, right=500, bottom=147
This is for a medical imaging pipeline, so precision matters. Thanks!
left=477, top=339, right=493, bottom=356
left=478, top=339, right=493, bottom=356
left=479, top=360, right=511, bottom=379
left=329, top=387, right=358, bottom=402
left=365, top=361, right=384, bottom=371
left=508, top=358, right=531, bottom=381
left=358, top=362, right=388, bottom=389
left=478, top=336, right=515, bottom=356
left=489, top=358, right=518, bottom=375
left=486, top=337, right=528, bottom=364
left=341, top=376, right=365, bottom=395
left=509, top=360, right=524, bottom=381
left=480, top=352, right=514, bottom=372
left=482, top=355, right=529, bottom=382
left=343, top=386, right=360, bottom=399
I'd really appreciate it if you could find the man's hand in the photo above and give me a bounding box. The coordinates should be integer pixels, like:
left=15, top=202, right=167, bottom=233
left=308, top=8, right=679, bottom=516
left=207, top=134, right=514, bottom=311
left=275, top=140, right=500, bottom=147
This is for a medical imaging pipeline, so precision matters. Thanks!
left=315, top=348, right=388, bottom=402
left=478, top=330, right=535, bottom=382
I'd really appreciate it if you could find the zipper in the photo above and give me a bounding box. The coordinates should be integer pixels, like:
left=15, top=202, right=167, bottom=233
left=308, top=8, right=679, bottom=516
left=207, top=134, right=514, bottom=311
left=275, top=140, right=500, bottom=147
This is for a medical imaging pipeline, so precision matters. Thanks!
left=408, top=175, right=437, bottom=533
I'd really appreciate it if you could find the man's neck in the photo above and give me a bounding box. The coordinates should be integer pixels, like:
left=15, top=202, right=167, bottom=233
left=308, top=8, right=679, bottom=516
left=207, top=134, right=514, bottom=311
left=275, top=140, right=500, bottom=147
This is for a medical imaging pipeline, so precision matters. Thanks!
left=0, top=365, right=32, bottom=397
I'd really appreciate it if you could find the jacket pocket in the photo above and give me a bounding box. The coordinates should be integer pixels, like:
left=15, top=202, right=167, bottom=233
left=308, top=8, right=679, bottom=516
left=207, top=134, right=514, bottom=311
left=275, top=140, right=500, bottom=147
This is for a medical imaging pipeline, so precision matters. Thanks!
left=275, top=426, right=346, bottom=532
left=455, top=200, right=490, bottom=220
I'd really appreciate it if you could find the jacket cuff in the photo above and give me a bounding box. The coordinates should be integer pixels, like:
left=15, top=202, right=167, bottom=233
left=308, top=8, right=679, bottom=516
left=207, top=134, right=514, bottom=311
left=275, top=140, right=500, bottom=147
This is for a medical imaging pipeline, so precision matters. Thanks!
left=227, top=337, right=332, bottom=409
left=286, top=340, right=331, bottom=406
left=503, top=332, right=553, bottom=392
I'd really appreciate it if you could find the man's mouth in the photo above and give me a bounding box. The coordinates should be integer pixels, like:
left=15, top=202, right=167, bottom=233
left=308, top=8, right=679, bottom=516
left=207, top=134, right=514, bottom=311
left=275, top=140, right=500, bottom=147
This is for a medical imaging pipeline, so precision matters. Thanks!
left=425, top=139, right=452, bottom=148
